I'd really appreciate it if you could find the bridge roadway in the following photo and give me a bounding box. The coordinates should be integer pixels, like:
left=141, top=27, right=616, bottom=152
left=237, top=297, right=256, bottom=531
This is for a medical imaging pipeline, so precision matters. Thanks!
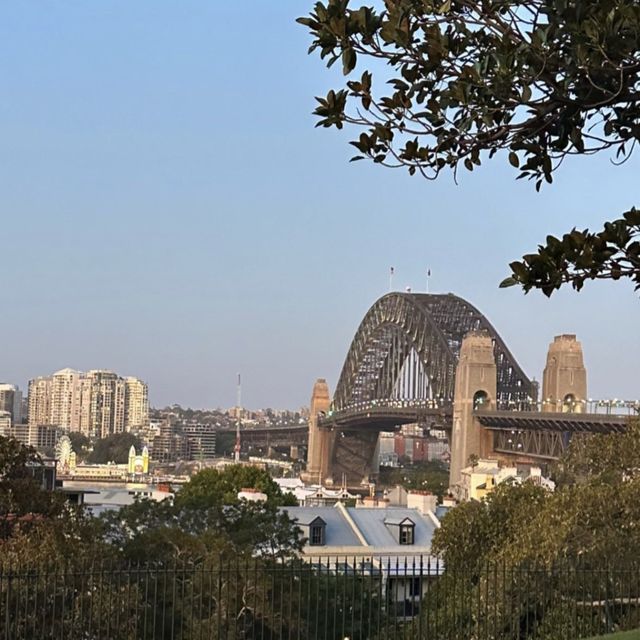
left=477, top=410, right=629, bottom=460
left=220, top=406, right=632, bottom=460
left=475, top=410, right=629, bottom=433
left=218, top=423, right=308, bottom=448
left=316, top=399, right=451, bottom=431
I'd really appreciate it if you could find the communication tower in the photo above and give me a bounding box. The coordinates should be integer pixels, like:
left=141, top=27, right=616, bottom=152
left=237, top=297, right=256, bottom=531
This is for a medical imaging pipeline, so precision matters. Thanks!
left=234, top=373, right=242, bottom=463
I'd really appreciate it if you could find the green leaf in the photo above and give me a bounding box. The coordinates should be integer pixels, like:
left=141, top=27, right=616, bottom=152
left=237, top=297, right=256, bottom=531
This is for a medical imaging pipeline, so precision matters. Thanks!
left=499, top=276, right=518, bottom=288
left=623, top=208, right=640, bottom=225
left=342, top=48, right=357, bottom=75
left=508, top=152, right=520, bottom=168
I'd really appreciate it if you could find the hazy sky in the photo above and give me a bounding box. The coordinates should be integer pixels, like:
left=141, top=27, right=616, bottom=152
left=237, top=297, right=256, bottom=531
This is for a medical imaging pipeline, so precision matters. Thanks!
left=1, top=2, right=638, bottom=410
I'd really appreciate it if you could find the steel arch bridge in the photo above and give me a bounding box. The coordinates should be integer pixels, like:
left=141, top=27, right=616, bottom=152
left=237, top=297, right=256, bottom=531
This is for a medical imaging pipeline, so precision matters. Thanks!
left=330, top=292, right=535, bottom=415
left=311, top=292, right=537, bottom=486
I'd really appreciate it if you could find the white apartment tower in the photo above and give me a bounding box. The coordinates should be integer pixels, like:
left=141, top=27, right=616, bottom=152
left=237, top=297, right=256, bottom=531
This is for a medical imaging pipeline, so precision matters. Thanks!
left=124, top=377, right=149, bottom=431
left=28, top=377, right=52, bottom=427
left=50, top=369, right=82, bottom=430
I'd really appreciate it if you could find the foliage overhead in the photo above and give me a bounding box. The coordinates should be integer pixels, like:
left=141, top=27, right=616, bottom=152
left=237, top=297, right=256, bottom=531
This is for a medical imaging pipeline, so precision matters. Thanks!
left=500, top=207, right=640, bottom=295
left=299, top=0, right=640, bottom=185
left=298, top=0, right=640, bottom=294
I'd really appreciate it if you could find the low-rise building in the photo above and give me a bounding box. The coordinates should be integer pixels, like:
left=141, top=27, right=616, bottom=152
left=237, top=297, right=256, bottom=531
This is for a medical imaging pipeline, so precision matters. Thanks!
left=274, top=478, right=358, bottom=506
left=283, top=503, right=441, bottom=618
left=457, top=458, right=555, bottom=501
left=182, top=423, right=217, bottom=459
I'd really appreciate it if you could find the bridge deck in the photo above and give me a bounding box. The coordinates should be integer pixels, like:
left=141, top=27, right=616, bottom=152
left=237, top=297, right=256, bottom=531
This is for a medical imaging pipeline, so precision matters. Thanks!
left=475, top=410, right=629, bottom=433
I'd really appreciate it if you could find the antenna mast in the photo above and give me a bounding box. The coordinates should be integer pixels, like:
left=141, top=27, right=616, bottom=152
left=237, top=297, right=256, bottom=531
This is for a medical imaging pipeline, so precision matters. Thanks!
left=234, top=373, right=242, bottom=463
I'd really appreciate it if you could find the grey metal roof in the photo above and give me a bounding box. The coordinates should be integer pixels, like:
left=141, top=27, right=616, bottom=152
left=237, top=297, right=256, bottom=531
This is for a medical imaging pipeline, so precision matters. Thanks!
left=294, top=514, right=326, bottom=526
left=383, top=516, right=414, bottom=526
left=283, top=505, right=437, bottom=551
left=285, top=507, right=363, bottom=547
left=347, top=508, right=435, bottom=550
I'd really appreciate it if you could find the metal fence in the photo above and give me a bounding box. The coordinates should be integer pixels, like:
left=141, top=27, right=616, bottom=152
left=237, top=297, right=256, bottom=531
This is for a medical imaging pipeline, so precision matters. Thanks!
left=1, top=557, right=640, bottom=639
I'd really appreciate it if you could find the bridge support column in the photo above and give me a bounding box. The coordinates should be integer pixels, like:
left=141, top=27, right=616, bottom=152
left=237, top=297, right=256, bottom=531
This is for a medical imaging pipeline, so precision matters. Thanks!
left=302, top=379, right=332, bottom=484
left=449, top=331, right=497, bottom=490
left=542, top=335, right=587, bottom=413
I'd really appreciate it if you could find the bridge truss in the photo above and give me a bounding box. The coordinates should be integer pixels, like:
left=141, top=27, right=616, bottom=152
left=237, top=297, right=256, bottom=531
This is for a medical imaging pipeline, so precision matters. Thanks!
left=479, top=411, right=629, bottom=460
left=332, top=293, right=535, bottom=412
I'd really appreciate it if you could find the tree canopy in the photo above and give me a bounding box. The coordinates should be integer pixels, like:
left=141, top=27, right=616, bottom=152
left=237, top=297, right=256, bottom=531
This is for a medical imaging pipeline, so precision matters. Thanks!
left=433, top=419, right=640, bottom=568
left=378, top=459, right=449, bottom=498
left=0, top=436, right=100, bottom=560
left=422, top=420, right=640, bottom=637
left=175, top=464, right=297, bottom=509
left=67, top=432, right=90, bottom=461
left=87, top=432, right=142, bottom=464
left=298, top=0, right=640, bottom=294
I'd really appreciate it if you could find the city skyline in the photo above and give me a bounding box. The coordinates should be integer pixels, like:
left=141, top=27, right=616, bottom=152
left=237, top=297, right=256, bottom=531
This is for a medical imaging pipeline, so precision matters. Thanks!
left=1, top=2, right=638, bottom=409
left=27, top=367, right=148, bottom=438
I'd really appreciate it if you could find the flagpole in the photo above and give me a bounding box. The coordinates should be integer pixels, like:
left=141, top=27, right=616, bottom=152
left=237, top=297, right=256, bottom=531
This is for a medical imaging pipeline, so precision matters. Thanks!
left=389, top=267, right=394, bottom=292
left=426, top=269, right=431, bottom=293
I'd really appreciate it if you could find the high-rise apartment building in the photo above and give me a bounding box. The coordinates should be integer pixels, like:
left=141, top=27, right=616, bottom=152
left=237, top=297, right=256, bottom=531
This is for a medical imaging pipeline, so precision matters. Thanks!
left=28, top=377, right=53, bottom=427
left=84, top=370, right=126, bottom=438
left=0, top=411, right=11, bottom=437
left=50, top=369, right=82, bottom=430
left=27, top=369, right=148, bottom=439
left=0, top=383, right=23, bottom=424
left=124, top=377, right=149, bottom=431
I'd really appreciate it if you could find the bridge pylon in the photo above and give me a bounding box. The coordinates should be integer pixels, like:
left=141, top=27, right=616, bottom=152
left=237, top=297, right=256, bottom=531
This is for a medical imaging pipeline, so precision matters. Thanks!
left=542, top=335, right=587, bottom=413
left=449, top=331, right=497, bottom=489
left=302, top=378, right=332, bottom=484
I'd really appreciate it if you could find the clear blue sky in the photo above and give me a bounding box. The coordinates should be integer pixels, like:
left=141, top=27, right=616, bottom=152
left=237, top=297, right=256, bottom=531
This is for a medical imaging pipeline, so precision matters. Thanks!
left=1, top=2, right=638, bottom=409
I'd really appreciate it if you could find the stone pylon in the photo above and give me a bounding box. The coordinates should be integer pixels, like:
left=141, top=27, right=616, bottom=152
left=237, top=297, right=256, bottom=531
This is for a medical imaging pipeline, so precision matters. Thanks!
left=542, top=335, right=587, bottom=413
left=302, top=378, right=332, bottom=484
left=449, top=331, right=497, bottom=488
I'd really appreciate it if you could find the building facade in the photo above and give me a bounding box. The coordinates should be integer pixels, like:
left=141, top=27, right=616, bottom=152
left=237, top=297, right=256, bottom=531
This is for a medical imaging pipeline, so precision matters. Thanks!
left=282, top=503, right=442, bottom=619
left=151, top=421, right=190, bottom=463
left=27, top=369, right=148, bottom=438
left=124, top=377, right=149, bottom=431
left=28, top=377, right=52, bottom=427
left=181, top=423, right=217, bottom=460
left=0, top=411, right=11, bottom=437
left=0, top=384, right=23, bottom=424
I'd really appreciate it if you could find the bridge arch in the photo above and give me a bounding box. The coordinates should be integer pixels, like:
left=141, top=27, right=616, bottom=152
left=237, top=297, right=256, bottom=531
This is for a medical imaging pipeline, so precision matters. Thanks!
left=332, top=293, right=534, bottom=412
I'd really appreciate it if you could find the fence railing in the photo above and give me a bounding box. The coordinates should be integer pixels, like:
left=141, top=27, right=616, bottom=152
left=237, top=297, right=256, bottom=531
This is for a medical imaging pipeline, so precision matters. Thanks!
left=2, top=557, right=640, bottom=639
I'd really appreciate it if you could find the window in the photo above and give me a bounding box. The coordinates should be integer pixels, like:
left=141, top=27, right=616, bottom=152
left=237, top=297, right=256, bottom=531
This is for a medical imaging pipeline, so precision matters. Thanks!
left=399, top=524, right=414, bottom=545
left=408, top=577, right=421, bottom=597
left=563, top=394, right=576, bottom=413
left=310, top=524, right=324, bottom=546
left=473, top=390, right=489, bottom=411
